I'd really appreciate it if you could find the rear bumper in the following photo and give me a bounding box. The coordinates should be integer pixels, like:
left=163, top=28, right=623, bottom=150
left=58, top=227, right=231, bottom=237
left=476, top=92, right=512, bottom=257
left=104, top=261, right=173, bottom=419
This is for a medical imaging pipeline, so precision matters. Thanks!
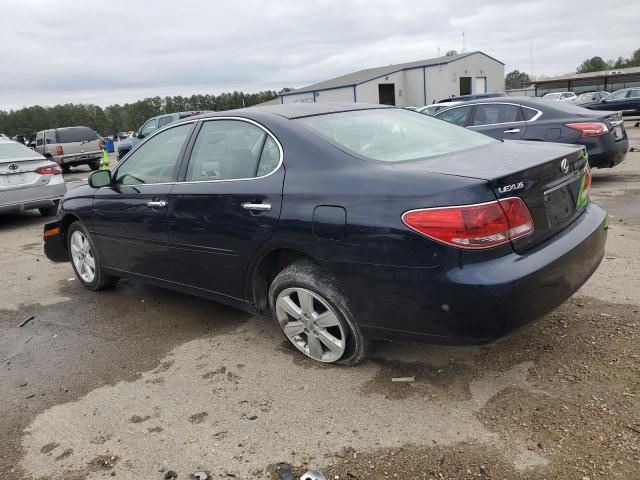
left=0, top=182, right=66, bottom=214
left=580, top=134, right=628, bottom=168
left=326, top=203, right=608, bottom=343
left=56, top=152, right=102, bottom=165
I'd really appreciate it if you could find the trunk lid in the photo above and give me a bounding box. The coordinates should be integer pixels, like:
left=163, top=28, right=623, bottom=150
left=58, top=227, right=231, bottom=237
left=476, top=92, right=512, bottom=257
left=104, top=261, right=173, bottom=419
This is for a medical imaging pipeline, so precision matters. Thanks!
left=0, top=158, right=58, bottom=191
left=392, top=140, right=589, bottom=253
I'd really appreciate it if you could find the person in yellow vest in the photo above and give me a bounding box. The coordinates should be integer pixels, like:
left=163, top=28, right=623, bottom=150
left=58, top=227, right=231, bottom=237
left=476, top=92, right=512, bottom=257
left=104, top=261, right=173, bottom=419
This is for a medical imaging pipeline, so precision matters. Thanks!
left=100, top=147, right=110, bottom=170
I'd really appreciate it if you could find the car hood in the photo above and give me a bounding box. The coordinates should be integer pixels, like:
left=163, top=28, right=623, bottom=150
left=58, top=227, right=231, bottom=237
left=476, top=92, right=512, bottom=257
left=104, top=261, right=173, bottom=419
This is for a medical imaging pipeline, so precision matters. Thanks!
left=62, top=183, right=94, bottom=201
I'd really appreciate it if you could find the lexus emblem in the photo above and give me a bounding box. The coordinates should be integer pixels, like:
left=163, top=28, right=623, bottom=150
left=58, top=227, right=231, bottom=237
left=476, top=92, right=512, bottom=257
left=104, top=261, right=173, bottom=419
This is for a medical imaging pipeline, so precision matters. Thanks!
left=8, top=163, right=19, bottom=171
left=560, top=158, right=569, bottom=174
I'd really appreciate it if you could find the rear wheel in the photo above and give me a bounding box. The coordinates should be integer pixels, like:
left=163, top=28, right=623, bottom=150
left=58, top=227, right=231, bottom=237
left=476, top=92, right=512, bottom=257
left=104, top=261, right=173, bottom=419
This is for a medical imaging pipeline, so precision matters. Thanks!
left=61, top=164, right=71, bottom=174
left=88, top=160, right=100, bottom=171
left=38, top=205, right=56, bottom=216
left=268, top=260, right=369, bottom=365
left=67, top=222, right=118, bottom=290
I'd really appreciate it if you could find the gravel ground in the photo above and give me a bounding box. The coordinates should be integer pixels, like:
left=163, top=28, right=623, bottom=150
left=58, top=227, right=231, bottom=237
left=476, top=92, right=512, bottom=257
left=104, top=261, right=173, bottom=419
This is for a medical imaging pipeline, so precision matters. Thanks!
left=1, top=129, right=639, bottom=480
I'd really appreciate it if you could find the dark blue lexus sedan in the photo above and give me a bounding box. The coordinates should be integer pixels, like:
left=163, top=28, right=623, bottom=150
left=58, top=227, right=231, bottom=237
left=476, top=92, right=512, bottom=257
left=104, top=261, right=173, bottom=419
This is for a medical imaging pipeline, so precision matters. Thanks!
left=43, top=103, right=608, bottom=365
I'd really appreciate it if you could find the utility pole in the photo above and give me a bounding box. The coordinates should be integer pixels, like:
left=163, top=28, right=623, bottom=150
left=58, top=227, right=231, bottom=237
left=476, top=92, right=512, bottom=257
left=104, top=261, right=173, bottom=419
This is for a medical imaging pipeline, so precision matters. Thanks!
left=462, top=30, right=465, bottom=53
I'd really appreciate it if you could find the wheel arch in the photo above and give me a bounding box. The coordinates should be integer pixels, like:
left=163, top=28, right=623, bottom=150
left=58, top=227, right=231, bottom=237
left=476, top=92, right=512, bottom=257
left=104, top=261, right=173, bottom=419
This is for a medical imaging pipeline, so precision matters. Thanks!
left=247, top=247, right=322, bottom=313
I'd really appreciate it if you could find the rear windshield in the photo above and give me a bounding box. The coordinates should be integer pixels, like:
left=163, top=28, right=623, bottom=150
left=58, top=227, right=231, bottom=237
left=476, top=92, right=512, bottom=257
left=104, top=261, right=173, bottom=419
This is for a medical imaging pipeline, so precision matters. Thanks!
left=0, top=141, right=42, bottom=160
left=296, top=108, right=496, bottom=162
left=56, top=127, right=99, bottom=143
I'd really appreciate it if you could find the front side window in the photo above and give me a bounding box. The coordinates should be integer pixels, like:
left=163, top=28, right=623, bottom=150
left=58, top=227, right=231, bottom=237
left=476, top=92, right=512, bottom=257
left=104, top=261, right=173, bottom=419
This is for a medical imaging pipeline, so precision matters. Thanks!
left=628, top=89, right=640, bottom=99
left=115, top=124, right=192, bottom=185
left=606, top=90, right=628, bottom=101
left=35, top=132, right=44, bottom=146
left=471, top=104, right=521, bottom=126
left=185, top=120, right=279, bottom=181
left=298, top=108, right=495, bottom=163
left=435, top=105, right=473, bottom=126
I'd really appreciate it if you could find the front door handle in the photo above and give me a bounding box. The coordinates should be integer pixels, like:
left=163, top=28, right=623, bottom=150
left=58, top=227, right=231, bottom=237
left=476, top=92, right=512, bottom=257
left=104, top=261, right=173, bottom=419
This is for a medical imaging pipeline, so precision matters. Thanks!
left=147, top=200, right=168, bottom=208
left=503, top=128, right=521, bottom=133
left=242, top=202, right=271, bottom=212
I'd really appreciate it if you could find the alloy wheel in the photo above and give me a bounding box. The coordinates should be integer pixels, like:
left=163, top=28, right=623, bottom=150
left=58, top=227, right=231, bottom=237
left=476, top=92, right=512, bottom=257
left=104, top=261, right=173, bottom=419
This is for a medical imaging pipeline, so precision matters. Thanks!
left=70, top=230, right=96, bottom=283
left=275, top=287, right=346, bottom=362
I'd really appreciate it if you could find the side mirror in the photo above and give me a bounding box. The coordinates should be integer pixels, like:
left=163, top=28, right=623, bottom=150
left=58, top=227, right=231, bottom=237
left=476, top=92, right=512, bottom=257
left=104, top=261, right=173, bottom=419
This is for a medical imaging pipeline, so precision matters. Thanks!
left=88, top=169, right=112, bottom=188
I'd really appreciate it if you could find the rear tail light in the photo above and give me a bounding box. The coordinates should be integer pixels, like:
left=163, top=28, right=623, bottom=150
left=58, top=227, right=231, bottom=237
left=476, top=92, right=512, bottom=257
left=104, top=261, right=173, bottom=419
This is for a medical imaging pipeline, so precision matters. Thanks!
left=565, top=122, right=609, bottom=137
left=55, top=144, right=64, bottom=156
left=36, top=166, right=62, bottom=175
left=402, top=198, right=534, bottom=249
left=577, top=164, right=592, bottom=207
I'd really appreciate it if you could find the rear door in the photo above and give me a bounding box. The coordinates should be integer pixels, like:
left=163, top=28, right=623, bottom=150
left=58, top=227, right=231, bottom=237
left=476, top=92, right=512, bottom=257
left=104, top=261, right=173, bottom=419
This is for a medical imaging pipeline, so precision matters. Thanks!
left=91, top=122, right=195, bottom=280
left=166, top=118, right=284, bottom=299
left=468, top=103, right=526, bottom=139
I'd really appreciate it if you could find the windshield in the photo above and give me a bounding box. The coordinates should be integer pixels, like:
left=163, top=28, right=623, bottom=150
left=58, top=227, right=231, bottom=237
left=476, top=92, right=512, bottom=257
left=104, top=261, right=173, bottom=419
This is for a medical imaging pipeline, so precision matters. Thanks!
left=296, top=108, right=497, bottom=162
left=0, top=141, right=42, bottom=160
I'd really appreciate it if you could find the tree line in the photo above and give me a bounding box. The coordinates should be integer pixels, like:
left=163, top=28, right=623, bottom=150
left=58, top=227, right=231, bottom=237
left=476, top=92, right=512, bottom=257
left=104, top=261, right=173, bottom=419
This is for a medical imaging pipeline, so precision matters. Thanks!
left=505, top=48, right=640, bottom=89
left=0, top=90, right=277, bottom=138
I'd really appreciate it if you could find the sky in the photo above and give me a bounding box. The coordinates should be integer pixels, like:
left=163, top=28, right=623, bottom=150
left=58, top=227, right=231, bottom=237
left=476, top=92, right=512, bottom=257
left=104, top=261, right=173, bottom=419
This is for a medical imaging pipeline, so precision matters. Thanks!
left=1, top=0, right=639, bottom=110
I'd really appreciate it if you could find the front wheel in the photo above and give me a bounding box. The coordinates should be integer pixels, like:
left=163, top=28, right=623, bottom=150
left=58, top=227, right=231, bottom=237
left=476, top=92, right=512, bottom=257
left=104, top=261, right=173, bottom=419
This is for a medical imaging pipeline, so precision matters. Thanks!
left=67, top=222, right=118, bottom=290
left=268, top=260, right=370, bottom=365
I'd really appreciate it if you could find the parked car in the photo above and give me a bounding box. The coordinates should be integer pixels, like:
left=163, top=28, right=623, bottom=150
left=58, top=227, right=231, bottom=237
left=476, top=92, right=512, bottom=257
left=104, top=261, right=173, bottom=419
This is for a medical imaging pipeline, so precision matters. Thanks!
left=543, top=92, right=577, bottom=102
left=579, top=87, right=640, bottom=118
left=34, top=126, right=103, bottom=172
left=437, top=92, right=506, bottom=103
left=569, top=91, right=609, bottom=104
left=1, top=137, right=66, bottom=216
left=417, top=101, right=462, bottom=116
left=44, top=103, right=607, bottom=365
left=117, top=111, right=204, bottom=161
left=434, top=97, right=628, bottom=168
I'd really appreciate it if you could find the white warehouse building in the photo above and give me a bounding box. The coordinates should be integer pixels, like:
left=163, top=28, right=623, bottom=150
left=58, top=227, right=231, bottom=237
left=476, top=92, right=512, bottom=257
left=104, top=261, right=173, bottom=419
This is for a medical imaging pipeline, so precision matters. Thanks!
left=279, top=51, right=505, bottom=107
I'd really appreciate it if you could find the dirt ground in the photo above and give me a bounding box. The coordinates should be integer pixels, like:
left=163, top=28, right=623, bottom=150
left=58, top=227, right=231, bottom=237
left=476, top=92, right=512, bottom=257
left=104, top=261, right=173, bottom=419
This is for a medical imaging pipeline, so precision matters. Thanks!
left=1, top=129, right=639, bottom=480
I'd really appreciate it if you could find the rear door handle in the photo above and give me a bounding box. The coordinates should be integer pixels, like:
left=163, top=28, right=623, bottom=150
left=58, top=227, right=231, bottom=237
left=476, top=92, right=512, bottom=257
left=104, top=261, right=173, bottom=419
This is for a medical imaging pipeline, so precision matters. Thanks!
left=503, top=128, right=521, bottom=133
left=146, top=200, right=167, bottom=208
left=242, top=202, right=271, bottom=212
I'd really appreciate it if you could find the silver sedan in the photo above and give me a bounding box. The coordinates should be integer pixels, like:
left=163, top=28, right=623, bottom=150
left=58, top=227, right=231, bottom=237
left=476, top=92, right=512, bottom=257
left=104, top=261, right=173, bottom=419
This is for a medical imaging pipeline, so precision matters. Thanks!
left=0, top=138, right=66, bottom=216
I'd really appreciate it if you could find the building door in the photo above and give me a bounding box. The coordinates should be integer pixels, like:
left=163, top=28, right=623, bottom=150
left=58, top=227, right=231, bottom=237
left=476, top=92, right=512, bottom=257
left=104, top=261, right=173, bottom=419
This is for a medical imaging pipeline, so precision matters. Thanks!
left=475, top=77, right=487, bottom=94
left=378, top=84, right=396, bottom=105
left=460, top=77, right=472, bottom=95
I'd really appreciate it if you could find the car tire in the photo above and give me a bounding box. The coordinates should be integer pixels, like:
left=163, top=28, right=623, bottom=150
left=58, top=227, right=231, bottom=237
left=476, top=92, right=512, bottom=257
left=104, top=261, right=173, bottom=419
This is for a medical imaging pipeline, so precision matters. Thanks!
left=67, top=221, right=118, bottom=291
left=38, top=206, right=56, bottom=216
left=268, top=259, right=370, bottom=365
left=88, top=160, right=100, bottom=171
left=61, top=164, right=71, bottom=174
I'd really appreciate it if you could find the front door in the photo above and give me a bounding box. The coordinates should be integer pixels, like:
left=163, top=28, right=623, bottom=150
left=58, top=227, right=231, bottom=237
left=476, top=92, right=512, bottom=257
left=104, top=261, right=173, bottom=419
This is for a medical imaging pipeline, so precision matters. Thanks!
left=166, top=118, right=284, bottom=300
left=468, top=103, right=526, bottom=140
left=91, top=122, right=195, bottom=280
left=378, top=84, right=396, bottom=106
left=460, top=77, right=472, bottom=95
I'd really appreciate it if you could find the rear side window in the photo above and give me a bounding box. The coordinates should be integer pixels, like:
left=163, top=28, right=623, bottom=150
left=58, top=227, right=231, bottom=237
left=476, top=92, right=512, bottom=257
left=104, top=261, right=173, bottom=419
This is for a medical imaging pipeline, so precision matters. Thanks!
left=185, top=120, right=279, bottom=181
left=522, top=107, right=540, bottom=121
left=436, top=106, right=472, bottom=126
left=57, top=127, right=99, bottom=143
left=471, top=104, right=521, bottom=126
left=628, top=89, right=640, bottom=98
left=157, top=116, right=174, bottom=128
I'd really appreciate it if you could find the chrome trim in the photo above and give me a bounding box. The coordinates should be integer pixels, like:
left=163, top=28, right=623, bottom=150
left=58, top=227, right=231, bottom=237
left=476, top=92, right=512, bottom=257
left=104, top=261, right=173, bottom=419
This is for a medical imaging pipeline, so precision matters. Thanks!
left=242, top=202, right=272, bottom=211
left=146, top=200, right=168, bottom=208
left=543, top=170, right=581, bottom=195
left=437, top=102, right=543, bottom=125
left=503, top=128, right=521, bottom=133
left=111, top=116, right=284, bottom=187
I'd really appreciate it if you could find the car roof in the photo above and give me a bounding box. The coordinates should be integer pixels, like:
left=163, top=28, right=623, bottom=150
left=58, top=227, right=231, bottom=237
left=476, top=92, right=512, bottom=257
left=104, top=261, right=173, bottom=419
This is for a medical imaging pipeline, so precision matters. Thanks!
left=191, top=102, right=392, bottom=121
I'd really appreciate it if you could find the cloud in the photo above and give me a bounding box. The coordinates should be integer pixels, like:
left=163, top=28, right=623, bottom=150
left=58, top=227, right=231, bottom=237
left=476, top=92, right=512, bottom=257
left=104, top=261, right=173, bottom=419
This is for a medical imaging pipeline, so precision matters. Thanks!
left=0, top=0, right=638, bottom=108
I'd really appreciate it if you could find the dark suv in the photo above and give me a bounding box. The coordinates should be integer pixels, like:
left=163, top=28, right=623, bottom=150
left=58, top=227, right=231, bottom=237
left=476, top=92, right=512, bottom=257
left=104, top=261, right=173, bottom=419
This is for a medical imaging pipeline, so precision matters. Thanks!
left=117, top=111, right=204, bottom=160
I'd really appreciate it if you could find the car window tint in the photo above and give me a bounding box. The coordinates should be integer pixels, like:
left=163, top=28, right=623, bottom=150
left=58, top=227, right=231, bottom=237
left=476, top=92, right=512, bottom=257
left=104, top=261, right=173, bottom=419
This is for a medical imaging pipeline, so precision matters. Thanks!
left=157, top=116, right=173, bottom=128
left=115, top=124, right=192, bottom=185
left=140, top=119, right=158, bottom=137
left=57, top=127, right=98, bottom=143
left=522, top=107, right=539, bottom=121
left=606, top=90, right=627, bottom=101
left=256, top=137, right=280, bottom=177
left=436, top=106, right=472, bottom=126
left=471, top=104, right=521, bottom=126
left=185, top=120, right=267, bottom=181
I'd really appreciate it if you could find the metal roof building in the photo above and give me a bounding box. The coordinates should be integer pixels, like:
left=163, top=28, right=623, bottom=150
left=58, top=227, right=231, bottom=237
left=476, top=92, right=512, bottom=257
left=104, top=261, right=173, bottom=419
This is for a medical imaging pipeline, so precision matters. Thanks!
left=531, top=66, right=640, bottom=96
left=278, top=51, right=505, bottom=107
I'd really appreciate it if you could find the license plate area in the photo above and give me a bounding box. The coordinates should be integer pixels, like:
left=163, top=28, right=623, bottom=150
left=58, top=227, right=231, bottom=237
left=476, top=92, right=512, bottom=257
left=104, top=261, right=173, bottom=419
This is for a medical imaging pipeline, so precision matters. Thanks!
left=613, top=125, right=623, bottom=140
left=543, top=173, right=581, bottom=228
left=0, top=173, right=28, bottom=186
